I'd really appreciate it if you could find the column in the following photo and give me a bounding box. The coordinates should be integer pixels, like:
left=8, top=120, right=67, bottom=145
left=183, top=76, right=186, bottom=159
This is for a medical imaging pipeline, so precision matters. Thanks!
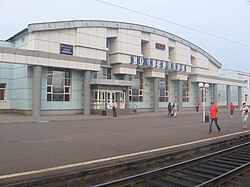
left=238, top=86, right=243, bottom=108
left=32, top=66, right=42, bottom=116
left=124, top=75, right=130, bottom=109
left=227, top=85, right=231, bottom=109
left=125, top=88, right=129, bottom=109
left=83, top=71, right=91, bottom=115
left=153, top=77, right=159, bottom=112
left=213, top=84, right=218, bottom=106
left=177, top=80, right=183, bottom=111
left=197, top=83, right=201, bottom=103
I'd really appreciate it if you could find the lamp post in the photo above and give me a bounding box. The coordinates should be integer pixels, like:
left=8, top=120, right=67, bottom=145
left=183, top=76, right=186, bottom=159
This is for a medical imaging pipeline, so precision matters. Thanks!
left=199, top=83, right=209, bottom=122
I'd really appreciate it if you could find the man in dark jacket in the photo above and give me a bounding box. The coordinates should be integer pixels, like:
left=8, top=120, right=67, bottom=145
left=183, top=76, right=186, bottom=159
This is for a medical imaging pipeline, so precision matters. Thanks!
left=168, top=102, right=172, bottom=118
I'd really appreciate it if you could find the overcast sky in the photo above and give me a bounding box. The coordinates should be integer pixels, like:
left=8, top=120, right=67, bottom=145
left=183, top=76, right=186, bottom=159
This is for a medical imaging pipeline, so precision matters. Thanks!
left=0, top=0, right=249, bottom=73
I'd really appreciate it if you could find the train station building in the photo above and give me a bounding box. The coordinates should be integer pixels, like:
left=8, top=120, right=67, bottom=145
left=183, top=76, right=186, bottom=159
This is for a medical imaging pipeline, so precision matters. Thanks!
left=0, top=20, right=249, bottom=116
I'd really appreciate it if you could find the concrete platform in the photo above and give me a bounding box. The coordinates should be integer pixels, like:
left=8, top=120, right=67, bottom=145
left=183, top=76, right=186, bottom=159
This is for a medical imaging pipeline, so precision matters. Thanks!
left=0, top=109, right=249, bottom=183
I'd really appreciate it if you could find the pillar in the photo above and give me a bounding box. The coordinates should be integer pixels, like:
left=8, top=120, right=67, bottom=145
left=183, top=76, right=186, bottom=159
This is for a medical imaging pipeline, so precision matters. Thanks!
left=213, top=84, right=218, bottom=106
left=32, top=66, right=42, bottom=116
left=83, top=71, right=91, bottom=115
left=197, top=83, right=201, bottom=103
left=238, top=86, right=243, bottom=108
left=177, top=80, right=183, bottom=111
left=153, top=77, right=159, bottom=112
left=227, top=85, right=231, bottom=109
left=124, top=75, right=130, bottom=109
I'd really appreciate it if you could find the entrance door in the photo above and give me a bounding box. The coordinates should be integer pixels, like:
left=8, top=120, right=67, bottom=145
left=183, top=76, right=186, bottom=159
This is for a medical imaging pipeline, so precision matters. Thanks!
left=107, top=90, right=125, bottom=109
left=91, top=90, right=125, bottom=109
left=105, top=91, right=112, bottom=109
left=116, top=91, right=125, bottom=109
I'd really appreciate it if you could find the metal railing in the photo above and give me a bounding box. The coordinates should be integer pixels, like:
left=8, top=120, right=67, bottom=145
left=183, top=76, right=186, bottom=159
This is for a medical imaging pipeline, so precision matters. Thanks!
left=127, top=102, right=137, bottom=113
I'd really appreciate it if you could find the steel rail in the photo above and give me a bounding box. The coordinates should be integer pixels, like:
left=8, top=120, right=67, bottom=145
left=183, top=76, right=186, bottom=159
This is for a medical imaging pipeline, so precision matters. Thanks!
left=94, top=142, right=250, bottom=187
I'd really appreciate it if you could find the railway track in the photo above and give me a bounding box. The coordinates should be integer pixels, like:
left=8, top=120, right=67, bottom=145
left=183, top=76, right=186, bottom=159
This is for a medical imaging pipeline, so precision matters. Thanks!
left=2, top=136, right=249, bottom=187
left=95, top=142, right=250, bottom=187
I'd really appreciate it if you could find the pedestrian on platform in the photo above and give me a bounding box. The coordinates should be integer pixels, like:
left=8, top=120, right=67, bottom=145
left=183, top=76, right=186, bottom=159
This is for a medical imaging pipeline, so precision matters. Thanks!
left=208, top=101, right=221, bottom=134
left=195, top=101, right=200, bottom=112
left=167, top=102, right=172, bottom=118
left=112, top=100, right=117, bottom=117
left=229, top=102, right=235, bottom=118
left=172, top=102, right=178, bottom=118
left=240, top=102, right=249, bottom=129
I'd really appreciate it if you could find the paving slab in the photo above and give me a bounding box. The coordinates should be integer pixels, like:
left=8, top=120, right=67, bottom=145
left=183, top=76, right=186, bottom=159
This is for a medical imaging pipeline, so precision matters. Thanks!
left=0, top=109, right=249, bottom=183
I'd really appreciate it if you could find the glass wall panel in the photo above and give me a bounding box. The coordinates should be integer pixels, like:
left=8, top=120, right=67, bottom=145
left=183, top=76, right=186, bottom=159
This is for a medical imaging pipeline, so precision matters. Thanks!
left=46, top=68, right=71, bottom=101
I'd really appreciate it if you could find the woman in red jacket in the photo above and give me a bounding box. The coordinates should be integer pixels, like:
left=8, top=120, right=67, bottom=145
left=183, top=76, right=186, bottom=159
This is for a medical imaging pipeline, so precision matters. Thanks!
left=230, top=102, right=235, bottom=118
left=208, top=101, right=221, bottom=134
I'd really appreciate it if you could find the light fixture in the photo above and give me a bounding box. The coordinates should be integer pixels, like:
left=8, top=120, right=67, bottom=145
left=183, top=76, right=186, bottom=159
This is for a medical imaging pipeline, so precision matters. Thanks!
left=199, top=83, right=209, bottom=123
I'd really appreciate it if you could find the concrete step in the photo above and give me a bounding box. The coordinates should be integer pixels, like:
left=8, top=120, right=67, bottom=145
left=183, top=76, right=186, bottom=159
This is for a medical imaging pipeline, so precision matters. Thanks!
left=99, top=109, right=137, bottom=116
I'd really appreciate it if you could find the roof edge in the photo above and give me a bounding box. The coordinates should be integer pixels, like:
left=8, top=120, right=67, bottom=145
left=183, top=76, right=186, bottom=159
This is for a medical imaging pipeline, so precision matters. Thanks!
left=9, top=20, right=222, bottom=68
left=6, top=28, right=28, bottom=42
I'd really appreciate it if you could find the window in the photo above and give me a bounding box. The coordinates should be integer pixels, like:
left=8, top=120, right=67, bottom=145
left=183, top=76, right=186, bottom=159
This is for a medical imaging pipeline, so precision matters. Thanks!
left=0, top=83, right=6, bottom=100
left=159, top=75, right=169, bottom=102
left=103, top=68, right=112, bottom=79
left=182, top=78, right=189, bottom=102
left=129, top=72, right=143, bottom=102
left=47, top=68, right=71, bottom=101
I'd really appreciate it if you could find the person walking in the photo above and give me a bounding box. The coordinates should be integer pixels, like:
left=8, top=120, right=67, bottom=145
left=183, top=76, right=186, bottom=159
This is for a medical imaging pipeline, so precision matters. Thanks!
left=240, top=102, right=249, bottom=129
left=195, top=101, right=200, bottom=112
left=112, top=100, right=117, bottom=117
left=172, top=102, right=178, bottom=118
left=229, top=102, right=235, bottom=118
left=167, top=102, right=172, bottom=118
left=208, top=101, right=221, bottom=134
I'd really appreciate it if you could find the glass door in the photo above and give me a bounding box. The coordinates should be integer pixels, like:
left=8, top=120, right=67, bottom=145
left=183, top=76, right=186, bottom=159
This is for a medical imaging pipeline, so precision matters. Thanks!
left=115, top=91, right=125, bottom=109
left=106, top=91, right=112, bottom=109
left=91, top=90, right=126, bottom=109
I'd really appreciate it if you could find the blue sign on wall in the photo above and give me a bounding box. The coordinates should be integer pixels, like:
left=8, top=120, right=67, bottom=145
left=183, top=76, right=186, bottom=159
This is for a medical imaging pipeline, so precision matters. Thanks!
left=130, top=55, right=187, bottom=72
left=60, top=44, right=73, bottom=55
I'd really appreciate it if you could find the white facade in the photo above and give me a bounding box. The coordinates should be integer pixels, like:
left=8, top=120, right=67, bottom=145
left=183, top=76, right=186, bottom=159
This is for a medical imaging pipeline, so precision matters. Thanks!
left=0, top=20, right=248, bottom=116
left=219, top=69, right=250, bottom=106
